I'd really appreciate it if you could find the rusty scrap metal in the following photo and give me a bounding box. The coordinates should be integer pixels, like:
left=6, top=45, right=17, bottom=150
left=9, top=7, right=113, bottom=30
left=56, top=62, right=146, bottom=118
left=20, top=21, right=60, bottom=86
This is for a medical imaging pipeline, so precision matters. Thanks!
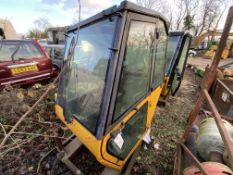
left=56, top=135, right=140, bottom=175
left=203, top=88, right=233, bottom=169
left=57, top=137, right=84, bottom=175
left=173, top=142, right=184, bottom=175
left=176, top=141, right=209, bottom=175
left=182, top=6, right=233, bottom=141
left=217, top=79, right=233, bottom=96
left=211, top=79, right=233, bottom=117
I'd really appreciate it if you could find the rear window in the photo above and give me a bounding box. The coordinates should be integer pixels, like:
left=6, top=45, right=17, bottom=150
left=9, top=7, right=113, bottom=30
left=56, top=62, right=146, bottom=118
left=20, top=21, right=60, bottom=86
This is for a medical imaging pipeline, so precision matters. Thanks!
left=0, top=41, right=44, bottom=61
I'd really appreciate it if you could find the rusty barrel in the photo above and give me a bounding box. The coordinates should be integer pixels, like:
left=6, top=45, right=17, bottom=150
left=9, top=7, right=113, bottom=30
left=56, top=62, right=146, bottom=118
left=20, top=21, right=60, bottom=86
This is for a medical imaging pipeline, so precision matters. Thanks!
left=183, top=162, right=233, bottom=175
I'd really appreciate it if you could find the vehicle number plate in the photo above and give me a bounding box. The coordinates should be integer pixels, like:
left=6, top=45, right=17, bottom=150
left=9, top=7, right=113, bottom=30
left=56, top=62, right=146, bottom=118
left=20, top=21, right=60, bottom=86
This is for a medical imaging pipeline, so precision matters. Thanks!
left=11, top=65, right=38, bottom=75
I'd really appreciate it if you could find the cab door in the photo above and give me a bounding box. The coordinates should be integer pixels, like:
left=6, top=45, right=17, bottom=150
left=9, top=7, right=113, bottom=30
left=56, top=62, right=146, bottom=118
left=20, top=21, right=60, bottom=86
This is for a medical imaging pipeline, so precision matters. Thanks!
left=100, top=12, right=167, bottom=169
left=170, top=35, right=191, bottom=95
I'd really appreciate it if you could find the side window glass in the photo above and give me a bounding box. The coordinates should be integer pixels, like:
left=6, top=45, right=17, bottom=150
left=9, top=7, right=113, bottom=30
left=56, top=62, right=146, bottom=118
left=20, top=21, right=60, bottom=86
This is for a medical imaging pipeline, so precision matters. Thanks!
left=54, top=48, right=64, bottom=60
left=113, top=21, right=155, bottom=121
left=152, top=21, right=167, bottom=88
left=64, top=32, right=76, bottom=61
left=171, top=36, right=190, bottom=94
left=45, top=48, right=52, bottom=58
left=62, top=18, right=117, bottom=133
left=107, top=103, right=147, bottom=159
left=165, top=36, right=181, bottom=75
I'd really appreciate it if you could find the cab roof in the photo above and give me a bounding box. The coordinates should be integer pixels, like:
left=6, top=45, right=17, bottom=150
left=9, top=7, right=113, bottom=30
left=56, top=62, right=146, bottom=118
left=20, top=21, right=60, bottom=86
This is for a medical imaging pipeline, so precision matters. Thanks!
left=68, top=1, right=169, bottom=33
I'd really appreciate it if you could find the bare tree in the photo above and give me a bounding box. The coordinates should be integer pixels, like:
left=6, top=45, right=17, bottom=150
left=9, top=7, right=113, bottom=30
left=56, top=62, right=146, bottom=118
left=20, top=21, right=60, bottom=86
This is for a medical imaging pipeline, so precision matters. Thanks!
left=137, top=0, right=161, bottom=10
left=173, top=0, right=199, bottom=30
left=34, top=17, right=51, bottom=30
left=173, top=0, right=186, bottom=30
left=136, top=0, right=173, bottom=30
left=193, top=0, right=228, bottom=36
left=183, top=0, right=199, bottom=15
left=27, top=17, right=51, bottom=38
left=136, top=0, right=229, bottom=36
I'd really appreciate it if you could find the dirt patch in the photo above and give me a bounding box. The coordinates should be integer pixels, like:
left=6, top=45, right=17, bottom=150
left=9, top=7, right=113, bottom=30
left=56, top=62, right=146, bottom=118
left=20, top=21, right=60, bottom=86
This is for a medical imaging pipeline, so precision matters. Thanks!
left=131, top=68, right=201, bottom=175
left=0, top=84, right=72, bottom=175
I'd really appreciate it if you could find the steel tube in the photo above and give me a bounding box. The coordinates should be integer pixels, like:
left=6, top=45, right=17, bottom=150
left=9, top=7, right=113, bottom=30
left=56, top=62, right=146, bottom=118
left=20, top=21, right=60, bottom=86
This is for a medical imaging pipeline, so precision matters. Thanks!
left=178, top=141, right=208, bottom=175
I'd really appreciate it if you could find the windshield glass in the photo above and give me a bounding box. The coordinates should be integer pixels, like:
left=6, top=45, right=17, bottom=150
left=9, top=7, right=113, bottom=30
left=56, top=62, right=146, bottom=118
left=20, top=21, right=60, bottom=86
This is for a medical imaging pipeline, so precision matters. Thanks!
left=59, top=17, right=117, bottom=133
left=165, top=35, right=181, bottom=75
left=0, top=41, right=44, bottom=61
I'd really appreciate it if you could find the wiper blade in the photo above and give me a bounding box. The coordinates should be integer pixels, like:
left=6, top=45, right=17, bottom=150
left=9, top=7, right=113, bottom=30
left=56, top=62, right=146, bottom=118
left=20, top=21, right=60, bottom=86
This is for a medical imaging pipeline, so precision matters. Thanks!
left=11, top=42, right=22, bottom=62
left=17, top=57, right=27, bottom=60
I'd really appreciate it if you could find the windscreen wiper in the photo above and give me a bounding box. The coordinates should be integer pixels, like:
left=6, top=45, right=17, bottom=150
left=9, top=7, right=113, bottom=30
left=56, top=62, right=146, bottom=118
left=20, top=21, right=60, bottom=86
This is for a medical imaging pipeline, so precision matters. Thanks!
left=17, top=57, right=27, bottom=60
left=11, top=42, right=22, bottom=62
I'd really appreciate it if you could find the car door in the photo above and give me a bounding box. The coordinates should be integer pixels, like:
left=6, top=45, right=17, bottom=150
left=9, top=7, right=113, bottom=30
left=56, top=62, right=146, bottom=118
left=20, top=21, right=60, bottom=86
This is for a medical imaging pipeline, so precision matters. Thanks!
left=100, top=12, right=167, bottom=168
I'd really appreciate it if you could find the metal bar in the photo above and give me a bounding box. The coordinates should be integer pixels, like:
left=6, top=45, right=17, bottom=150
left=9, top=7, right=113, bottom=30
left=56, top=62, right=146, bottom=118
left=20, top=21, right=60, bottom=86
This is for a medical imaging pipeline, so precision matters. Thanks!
left=182, top=6, right=233, bottom=141
left=203, top=89, right=233, bottom=169
left=217, top=79, right=233, bottom=96
left=101, top=167, right=120, bottom=175
left=62, top=156, right=84, bottom=175
left=173, top=144, right=183, bottom=175
left=178, top=142, right=209, bottom=175
left=182, top=67, right=216, bottom=140
left=221, top=114, right=233, bottom=123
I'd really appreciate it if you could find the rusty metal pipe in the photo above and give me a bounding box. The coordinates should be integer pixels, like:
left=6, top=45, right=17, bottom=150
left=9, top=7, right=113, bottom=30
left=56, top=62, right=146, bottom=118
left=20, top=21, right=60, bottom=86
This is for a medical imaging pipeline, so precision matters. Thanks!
left=178, top=141, right=209, bottom=175
left=217, top=79, right=233, bottom=96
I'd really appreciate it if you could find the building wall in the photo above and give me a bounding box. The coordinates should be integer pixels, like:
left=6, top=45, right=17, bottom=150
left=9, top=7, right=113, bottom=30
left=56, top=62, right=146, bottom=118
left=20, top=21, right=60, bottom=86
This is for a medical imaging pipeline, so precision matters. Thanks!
left=0, top=19, right=19, bottom=39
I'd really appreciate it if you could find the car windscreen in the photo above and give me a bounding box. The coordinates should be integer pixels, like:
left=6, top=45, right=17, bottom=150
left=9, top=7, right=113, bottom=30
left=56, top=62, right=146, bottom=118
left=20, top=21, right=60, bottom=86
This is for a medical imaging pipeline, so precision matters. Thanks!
left=58, top=16, right=117, bottom=133
left=0, top=41, right=44, bottom=61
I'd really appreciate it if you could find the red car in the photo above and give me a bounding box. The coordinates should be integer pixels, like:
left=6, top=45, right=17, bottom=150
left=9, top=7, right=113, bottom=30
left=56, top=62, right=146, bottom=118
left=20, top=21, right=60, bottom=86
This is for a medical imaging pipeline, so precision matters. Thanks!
left=0, top=39, right=58, bottom=89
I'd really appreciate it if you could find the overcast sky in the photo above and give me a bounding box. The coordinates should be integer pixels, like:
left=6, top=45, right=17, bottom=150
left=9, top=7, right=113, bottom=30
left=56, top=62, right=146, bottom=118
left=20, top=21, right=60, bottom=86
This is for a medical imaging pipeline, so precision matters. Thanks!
left=0, top=0, right=231, bottom=34
left=0, top=0, right=127, bottom=34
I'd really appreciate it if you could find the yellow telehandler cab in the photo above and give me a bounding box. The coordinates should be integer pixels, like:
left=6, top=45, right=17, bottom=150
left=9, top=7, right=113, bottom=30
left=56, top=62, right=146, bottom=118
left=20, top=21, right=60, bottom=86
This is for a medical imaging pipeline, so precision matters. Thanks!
left=54, top=1, right=190, bottom=173
left=161, top=32, right=192, bottom=97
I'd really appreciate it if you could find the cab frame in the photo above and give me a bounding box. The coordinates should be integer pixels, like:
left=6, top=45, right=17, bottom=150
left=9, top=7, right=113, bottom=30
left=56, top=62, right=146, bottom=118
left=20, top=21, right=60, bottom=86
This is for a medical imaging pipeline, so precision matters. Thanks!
left=56, top=1, right=169, bottom=169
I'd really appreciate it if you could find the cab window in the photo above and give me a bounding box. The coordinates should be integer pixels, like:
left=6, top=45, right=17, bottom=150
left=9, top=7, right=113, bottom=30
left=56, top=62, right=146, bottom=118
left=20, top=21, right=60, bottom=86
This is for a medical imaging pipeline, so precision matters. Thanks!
left=151, top=21, right=167, bottom=88
left=107, top=103, right=147, bottom=159
left=171, top=36, right=190, bottom=93
left=113, top=21, right=156, bottom=121
left=165, top=35, right=181, bottom=75
left=60, top=17, right=118, bottom=133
